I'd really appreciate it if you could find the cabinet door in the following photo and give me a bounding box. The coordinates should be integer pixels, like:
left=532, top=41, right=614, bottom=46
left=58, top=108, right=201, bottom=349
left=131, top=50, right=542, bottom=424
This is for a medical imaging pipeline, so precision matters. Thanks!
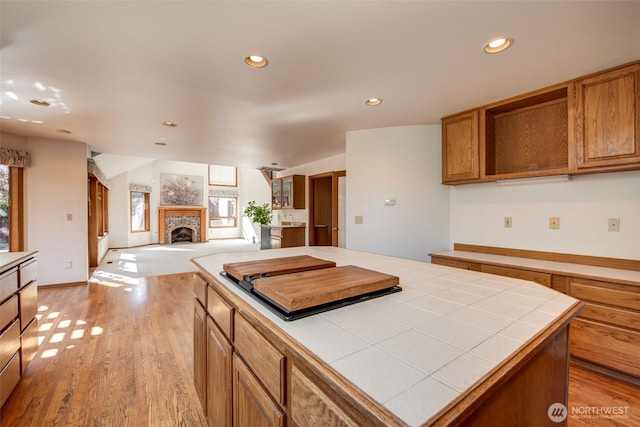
left=207, top=317, right=233, bottom=427
left=233, top=354, right=285, bottom=427
left=572, top=63, right=640, bottom=169
left=193, top=300, right=207, bottom=412
left=271, top=180, right=282, bottom=210
left=442, top=110, right=480, bottom=183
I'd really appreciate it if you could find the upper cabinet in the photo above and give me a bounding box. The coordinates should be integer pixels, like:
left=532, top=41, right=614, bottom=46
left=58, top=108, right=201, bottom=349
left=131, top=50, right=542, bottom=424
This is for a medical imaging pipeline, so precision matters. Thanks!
left=570, top=62, right=640, bottom=171
left=442, top=110, right=480, bottom=183
left=442, top=60, right=640, bottom=185
left=271, top=175, right=305, bottom=209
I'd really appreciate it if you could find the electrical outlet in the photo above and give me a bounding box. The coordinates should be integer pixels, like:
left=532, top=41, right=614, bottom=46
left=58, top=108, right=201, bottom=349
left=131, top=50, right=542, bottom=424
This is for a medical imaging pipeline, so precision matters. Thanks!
left=66, top=213, right=73, bottom=221
left=504, top=217, right=512, bottom=228
left=355, top=215, right=363, bottom=224
left=608, top=218, right=620, bottom=232
left=549, top=217, right=560, bottom=229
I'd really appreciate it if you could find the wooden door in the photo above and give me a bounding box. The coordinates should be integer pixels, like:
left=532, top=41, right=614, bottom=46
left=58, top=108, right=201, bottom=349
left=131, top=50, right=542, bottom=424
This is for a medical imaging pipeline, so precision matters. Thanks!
left=308, top=171, right=345, bottom=247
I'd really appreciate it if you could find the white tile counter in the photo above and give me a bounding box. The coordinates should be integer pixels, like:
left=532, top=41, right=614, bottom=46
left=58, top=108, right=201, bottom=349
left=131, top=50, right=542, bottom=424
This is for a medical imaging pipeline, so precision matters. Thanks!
left=193, top=247, right=582, bottom=426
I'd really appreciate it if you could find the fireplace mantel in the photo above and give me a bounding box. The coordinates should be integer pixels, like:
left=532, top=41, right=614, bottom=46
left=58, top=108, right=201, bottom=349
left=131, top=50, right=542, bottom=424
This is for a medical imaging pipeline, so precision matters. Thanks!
left=158, top=207, right=207, bottom=244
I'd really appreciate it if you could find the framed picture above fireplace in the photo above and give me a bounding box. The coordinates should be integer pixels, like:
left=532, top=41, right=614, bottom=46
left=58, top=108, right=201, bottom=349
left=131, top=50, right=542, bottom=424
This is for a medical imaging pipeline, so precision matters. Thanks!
left=160, top=173, right=204, bottom=206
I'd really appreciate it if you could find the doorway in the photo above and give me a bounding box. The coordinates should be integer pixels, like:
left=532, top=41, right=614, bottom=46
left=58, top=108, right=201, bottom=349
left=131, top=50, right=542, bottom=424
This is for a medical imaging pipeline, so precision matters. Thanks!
left=308, top=171, right=346, bottom=247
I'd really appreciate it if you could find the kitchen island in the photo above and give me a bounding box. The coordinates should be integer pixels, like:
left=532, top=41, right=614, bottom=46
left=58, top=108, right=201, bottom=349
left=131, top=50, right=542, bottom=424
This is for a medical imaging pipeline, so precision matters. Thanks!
left=192, top=247, right=583, bottom=426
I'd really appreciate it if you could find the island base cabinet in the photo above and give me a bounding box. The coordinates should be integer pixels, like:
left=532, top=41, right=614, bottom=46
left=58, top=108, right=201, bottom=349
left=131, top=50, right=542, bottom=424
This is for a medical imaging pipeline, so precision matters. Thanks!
left=206, top=316, right=232, bottom=427
left=233, top=354, right=285, bottom=427
left=450, top=327, right=570, bottom=427
left=290, top=365, right=358, bottom=427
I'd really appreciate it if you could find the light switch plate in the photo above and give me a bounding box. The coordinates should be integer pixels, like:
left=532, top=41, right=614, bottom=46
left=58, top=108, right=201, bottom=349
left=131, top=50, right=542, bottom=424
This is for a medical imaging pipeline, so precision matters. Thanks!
left=355, top=215, right=363, bottom=224
left=504, top=217, right=512, bottom=228
left=608, top=218, right=620, bottom=232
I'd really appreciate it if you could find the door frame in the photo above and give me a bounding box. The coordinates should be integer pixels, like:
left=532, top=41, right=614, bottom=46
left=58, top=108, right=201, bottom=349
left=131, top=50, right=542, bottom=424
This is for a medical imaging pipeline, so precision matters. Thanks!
left=308, top=170, right=346, bottom=247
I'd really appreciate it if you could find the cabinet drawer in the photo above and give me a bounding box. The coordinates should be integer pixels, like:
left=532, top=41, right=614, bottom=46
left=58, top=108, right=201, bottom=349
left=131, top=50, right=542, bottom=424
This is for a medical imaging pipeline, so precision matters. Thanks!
left=580, top=302, right=640, bottom=331
left=431, top=257, right=480, bottom=271
left=0, top=320, right=20, bottom=370
left=0, top=295, right=18, bottom=332
left=19, top=281, right=38, bottom=332
left=234, top=314, right=285, bottom=405
left=291, top=365, right=357, bottom=426
left=0, top=268, right=18, bottom=304
left=570, top=278, right=639, bottom=311
left=207, top=285, right=233, bottom=340
left=570, top=318, right=640, bottom=377
left=20, top=318, right=38, bottom=374
left=480, top=264, right=551, bottom=287
left=193, top=273, right=207, bottom=307
left=0, top=351, right=20, bottom=408
left=19, top=258, right=37, bottom=289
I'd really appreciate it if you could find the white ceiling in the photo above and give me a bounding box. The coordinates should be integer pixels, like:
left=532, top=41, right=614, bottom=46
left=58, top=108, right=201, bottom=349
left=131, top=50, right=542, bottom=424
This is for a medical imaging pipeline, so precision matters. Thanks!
left=1, top=1, right=639, bottom=177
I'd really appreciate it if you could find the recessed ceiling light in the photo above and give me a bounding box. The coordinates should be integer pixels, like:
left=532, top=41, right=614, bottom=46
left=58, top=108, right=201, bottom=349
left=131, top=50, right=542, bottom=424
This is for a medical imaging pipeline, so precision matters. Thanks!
left=30, top=99, right=50, bottom=107
left=245, top=55, right=268, bottom=68
left=56, top=129, right=72, bottom=134
left=155, top=141, right=167, bottom=146
left=162, top=121, right=177, bottom=127
left=365, top=98, right=382, bottom=106
left=484, top=37, right=514, bottom=54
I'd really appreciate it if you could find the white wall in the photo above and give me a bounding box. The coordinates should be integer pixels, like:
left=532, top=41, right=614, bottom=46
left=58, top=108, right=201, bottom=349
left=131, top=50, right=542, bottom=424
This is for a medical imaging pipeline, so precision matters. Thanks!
left=450, top=170, right=640, bottom=259
left=23, top=137, right=89, bottom=285
left=346, top=125, right=450, bottom=262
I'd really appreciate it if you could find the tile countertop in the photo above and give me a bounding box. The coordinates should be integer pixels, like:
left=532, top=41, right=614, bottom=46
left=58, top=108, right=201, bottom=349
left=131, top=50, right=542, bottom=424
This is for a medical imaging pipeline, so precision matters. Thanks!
left=192, top=247, right=581, bottom=426
left=431, top=250, right=640, bottom=287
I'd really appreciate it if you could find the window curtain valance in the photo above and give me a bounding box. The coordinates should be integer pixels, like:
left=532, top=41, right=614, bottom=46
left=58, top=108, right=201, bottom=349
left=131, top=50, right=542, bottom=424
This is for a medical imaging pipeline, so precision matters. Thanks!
left=87, top=158, right=110, bottom=189
left=0, top=148, right=30, bottom=167
left=129, top=183, right=152, bottom=193
left=209, top=188, right=239, bottom=198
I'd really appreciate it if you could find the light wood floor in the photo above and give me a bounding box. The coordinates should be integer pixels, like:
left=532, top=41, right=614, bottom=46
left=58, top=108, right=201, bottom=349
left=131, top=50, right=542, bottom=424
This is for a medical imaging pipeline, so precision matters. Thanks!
left=1, top=273, right=639, bottom=426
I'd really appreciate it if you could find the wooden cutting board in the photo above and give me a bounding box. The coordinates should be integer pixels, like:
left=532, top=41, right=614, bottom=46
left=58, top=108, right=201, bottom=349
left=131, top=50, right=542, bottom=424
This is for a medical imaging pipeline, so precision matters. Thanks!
left=222, top=255, right=336, bottom=282
left=252, top=265, right=400, bottom=312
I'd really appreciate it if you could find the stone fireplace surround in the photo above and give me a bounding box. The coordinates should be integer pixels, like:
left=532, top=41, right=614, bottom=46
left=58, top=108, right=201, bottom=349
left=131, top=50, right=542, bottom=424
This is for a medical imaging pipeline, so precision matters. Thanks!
left=158, top=207, right=207, bottom=244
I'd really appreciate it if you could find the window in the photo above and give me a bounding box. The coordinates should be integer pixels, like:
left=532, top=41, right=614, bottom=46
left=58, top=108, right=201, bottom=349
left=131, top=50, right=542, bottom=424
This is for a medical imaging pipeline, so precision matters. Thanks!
left=0, top=165, right=8, bottom=251
left=131, top=191, right=150, bottom=232
left=208, top=165, right=237, bottom=186
left=209, top=196, right=237, bottom=227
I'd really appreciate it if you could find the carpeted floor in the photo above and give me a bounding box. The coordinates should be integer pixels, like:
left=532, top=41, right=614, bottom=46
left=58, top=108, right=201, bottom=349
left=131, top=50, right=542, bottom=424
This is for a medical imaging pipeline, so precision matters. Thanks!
left=89, top=239, right=259, bottom=285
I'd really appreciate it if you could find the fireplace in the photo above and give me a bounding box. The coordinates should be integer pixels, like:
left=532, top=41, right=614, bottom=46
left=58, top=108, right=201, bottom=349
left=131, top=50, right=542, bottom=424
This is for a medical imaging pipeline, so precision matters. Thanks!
left=158, top=207, right=207, bottom=244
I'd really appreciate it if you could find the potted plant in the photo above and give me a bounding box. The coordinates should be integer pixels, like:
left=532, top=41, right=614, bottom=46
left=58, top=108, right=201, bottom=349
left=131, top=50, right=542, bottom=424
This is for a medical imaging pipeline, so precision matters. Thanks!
left=243, top=201, right=273, bottom=247
left=243, top=201, right=273, bottom=226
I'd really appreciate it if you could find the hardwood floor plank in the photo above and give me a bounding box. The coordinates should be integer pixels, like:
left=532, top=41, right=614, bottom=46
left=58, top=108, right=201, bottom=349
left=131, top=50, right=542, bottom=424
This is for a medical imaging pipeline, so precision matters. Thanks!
left=0, top=273, right=207, bottom=427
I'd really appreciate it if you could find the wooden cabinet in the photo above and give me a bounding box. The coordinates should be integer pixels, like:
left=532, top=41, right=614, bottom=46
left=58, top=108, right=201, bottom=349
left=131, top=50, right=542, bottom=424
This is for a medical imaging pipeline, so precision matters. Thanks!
left=269, top=226, right=304, bottom=249
left=271, top=179, right=282, bottom=210
left=0, top=254, right=37, bottom=408
left=571, top=62, right=640, bottom=171
left=568, top=277, right=640, bottom=377
left=441, top=60, right=640, bottom=185
left=233, top=354, right=285, bottom=427
left=193, top=300, right=207, bottom=411
left=271, top=175, right=305, bottom=209
left=442, top=110, right=480, bottom=183
left=206, top=316, right=233, bottom=427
